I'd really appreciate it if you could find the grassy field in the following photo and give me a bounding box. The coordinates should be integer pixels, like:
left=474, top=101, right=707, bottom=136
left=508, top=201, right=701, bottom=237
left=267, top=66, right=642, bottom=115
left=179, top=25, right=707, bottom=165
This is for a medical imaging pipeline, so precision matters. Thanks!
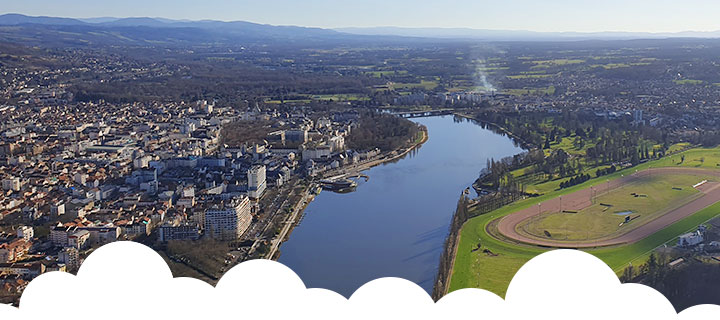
left=506, top=74, right=555, bottom=79
left=366, top=70, right=408, bottom=77
left=308, top=94, right=370, bottom=101
left=590, top=62, right=652, bottom=70
left=449, top=146, right=720, bottom=297
left=264, top=99, right=312, bottom=104
left=393, top=80, right=439, bottom=90
left=518, top=174, right=709, bottom=241
left=674, top=79, right=705, bottom=85
left=530, top=59, right=585, bottom=68
left=503, top=86, right=556, bottom=96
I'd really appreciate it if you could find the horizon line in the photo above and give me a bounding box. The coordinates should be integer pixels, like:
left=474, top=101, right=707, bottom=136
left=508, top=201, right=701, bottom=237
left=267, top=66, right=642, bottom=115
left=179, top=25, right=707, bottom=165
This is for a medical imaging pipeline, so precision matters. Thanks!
left=3, top=12, right=720, bottom=35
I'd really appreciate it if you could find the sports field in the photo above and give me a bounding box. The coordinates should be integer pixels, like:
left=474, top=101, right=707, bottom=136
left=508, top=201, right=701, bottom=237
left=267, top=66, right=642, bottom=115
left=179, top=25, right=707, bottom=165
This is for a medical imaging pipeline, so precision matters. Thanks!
left=510, top=170, right=718, bottom=246
left=449, top=147, right=720, bottom=297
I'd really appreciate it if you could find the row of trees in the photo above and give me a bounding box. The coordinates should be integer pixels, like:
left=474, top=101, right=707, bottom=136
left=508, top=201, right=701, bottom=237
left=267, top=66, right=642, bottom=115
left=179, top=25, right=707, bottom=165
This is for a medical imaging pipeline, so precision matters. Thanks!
left=432, top=193, right=470, bottom=300
left=595, top=165, right=618, bottom=178
left=559, top=173, right=591, bottom=189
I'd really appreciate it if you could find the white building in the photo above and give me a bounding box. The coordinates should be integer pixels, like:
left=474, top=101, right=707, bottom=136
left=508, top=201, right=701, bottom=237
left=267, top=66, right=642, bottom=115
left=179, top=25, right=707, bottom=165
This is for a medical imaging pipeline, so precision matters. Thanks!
left=2, top=177, right=21, bottom=192
left=678, top=231, right=703, bottom=247
left=182, top=186, right=195, bottom=198
left=133, top=155, right=152, bottom=169
left=204, top=196, right=253, bottom=240
left=302, top=146, right=332, bottom=160
left=633, top=109, right=643, bottom=124
left=248, top=165, right=267, bottom=199
left=73, top=173, right=88, bottom=185
left=50, top=225, right=72, bottom=247
left=79, top=226, right=120, bottom=245
left=197, top=100, right=214, bottom=114
left=158, top=222, right=201, bottom=242
left=50, top=201, right=66, bottom=216
left=317, top=118, right=332, bottom=128
left=16, top=226, right=33, bottom=241
left=58, top=247, right=80, bottom=271
left=329, top=135, right=345, bottom=152
left=68, top=230, right=90, bottom=250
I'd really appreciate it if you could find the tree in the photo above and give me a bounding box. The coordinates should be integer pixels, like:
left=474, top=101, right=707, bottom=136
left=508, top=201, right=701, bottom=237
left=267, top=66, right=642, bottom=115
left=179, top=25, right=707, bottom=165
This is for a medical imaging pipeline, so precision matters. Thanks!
left=620, top=264, right=635, bottom=282
left=645, top=253, right=659, bottom=285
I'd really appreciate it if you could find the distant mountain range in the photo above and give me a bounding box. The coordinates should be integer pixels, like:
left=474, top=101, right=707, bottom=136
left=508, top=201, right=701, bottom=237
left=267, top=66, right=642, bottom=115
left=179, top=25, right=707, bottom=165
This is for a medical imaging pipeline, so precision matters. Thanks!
left=0, top=13, right=341, bottom=34
left=336, top=26, right=720, bottom=41
left=0, top=13, right=719, bottom=48
left=0, top=13, right=355, bottom=47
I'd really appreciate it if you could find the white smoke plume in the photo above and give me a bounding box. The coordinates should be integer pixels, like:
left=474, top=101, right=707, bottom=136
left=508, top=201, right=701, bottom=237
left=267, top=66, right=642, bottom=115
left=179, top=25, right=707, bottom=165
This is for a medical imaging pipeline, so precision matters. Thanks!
left=475, top=63, right=497, bottom=93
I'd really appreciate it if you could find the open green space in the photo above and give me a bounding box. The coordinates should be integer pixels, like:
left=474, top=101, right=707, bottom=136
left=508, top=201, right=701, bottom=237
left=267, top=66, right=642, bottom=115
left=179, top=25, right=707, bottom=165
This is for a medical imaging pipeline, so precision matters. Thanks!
left=531, top=59, right=585, bottom=66
left=366, top=70, right=408, bottom=77
left=449, top=146, right=720, bottom=298
left=674, top=79, right=705, bottom=85
left=307, top=94, right=370, bottom=101
left=502, top=86, right=556, bottom=96
left=518, top=174, right=708, bottom=241
left=506, top=74, right=555, bottom=79
left=393, top=80, right=439, bottom=90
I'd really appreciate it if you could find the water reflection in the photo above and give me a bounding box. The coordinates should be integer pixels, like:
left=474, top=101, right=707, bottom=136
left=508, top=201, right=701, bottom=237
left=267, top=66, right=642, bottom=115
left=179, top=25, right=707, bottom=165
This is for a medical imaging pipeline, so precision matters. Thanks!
left=278, top=115, right=524, bottom=297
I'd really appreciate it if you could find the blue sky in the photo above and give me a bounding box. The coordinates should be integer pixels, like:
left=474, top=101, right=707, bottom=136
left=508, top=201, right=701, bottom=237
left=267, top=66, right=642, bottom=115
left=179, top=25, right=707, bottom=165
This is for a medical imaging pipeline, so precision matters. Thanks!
left=3, top=0, right=720, bottom=32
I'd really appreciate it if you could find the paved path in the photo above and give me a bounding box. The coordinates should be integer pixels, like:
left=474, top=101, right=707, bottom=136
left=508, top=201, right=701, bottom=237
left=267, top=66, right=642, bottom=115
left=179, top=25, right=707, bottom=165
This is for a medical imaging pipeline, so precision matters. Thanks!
left=496, top=167, right=720, bottom=248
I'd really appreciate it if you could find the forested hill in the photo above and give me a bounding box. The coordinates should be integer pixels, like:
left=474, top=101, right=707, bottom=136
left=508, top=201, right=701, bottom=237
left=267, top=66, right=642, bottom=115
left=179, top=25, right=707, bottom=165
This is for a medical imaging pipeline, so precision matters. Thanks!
left=0, top=14, right=413, bottom=48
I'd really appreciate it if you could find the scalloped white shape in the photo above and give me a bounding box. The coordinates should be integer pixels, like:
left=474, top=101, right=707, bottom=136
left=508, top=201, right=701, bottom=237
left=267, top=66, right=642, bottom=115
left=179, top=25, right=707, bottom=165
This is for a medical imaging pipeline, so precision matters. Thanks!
left=0, top=241, right=715, bottom=320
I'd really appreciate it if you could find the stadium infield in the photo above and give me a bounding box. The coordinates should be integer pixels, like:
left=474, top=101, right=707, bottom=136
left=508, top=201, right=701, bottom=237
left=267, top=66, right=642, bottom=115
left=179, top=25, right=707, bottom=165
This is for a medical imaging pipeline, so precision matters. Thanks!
left=496, top=167, right=720, bottom=248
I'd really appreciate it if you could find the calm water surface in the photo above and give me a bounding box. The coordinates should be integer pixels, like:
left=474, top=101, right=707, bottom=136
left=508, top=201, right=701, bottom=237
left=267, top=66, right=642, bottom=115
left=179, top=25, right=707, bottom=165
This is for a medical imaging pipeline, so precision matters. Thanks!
left=278, top=115, right=524, bottom=297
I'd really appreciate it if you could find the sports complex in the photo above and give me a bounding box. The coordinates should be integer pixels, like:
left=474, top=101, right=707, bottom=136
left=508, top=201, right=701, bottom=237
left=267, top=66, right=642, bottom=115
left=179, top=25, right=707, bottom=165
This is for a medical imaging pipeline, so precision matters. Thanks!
left=449, top=147, right=720, bottom=297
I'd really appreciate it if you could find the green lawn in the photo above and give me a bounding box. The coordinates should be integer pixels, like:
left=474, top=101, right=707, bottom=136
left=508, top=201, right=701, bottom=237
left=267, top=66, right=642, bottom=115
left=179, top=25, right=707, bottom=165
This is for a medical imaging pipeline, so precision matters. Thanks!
left=506, top=74, right=555, bottom=79
left=546, top=135, right=594, bottom=157
left=667, top=142, right=691, bottom=154
left=643, top=148, right=720, bottom=170
left=503, top=86, right=556, bottom=96
left=366, top=70, right=408, bottom=77
left=674, top=79, right=705, bottom=85
left=449, top=146, right=720, bottom=297
left=518, top=174, right=708, bottom=241
left=308, top=94, right=370, bottom=101
left=530, top=59, right=585, bottom=67
left=393, top=80, right=439, bottom=90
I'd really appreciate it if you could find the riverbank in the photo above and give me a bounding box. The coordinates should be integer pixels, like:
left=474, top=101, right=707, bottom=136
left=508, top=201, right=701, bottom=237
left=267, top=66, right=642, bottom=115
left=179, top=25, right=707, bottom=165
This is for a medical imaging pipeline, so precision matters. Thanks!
left=431, top=112, right=532, bottom=299
left=432, top=194, right=468, bottom=300
left=452, top=112, right=537, bottom=151
left=322, top=127, right=428, bottom=180
left=266, top=182, right=317, bottom=260
left=267, top=127, right=429, bottom=261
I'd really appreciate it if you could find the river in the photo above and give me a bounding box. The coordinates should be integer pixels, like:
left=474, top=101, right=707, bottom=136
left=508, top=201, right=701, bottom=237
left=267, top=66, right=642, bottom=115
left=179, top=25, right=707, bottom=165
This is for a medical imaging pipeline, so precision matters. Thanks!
left=277, top=115, right=524, bottom=297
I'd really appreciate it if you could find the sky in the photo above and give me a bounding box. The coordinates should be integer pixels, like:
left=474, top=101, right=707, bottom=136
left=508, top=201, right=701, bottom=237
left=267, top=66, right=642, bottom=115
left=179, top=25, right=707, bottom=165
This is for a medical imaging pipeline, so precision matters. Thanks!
left=3, top=0, right=720, bottom=33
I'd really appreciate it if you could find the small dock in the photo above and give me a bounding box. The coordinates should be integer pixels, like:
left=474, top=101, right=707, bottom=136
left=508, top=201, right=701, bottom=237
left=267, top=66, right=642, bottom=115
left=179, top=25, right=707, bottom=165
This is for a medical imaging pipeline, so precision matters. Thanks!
left=320, top=178, right=358, bottom=191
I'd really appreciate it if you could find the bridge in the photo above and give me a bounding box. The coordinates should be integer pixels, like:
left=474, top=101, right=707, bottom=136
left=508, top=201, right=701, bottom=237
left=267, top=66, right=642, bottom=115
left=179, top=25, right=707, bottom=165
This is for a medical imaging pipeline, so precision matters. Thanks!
left=391, top=109, right=454, bottom=118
